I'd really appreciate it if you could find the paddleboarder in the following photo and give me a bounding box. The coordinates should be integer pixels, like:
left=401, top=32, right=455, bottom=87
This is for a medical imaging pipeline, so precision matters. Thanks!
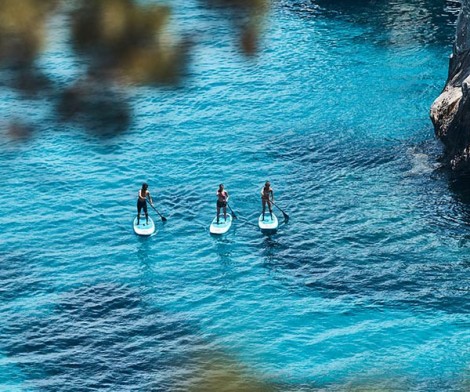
left=137, top=182, right=153, bottom=225
left=261, top=181, right=274, bottom=221
left=216, top=184, right=229, bottom=224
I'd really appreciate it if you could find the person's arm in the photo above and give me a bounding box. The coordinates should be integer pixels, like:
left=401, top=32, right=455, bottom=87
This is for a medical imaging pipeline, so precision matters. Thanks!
left=270, top=189, right=274, bottom=202
left=147, top=191, right=153, bottom=205
left=225, top=191, right=229, bottom=202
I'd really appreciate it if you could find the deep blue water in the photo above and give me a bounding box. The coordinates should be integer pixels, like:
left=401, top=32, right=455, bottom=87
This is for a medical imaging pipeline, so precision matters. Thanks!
left=1, top=1, right=469, bottom=391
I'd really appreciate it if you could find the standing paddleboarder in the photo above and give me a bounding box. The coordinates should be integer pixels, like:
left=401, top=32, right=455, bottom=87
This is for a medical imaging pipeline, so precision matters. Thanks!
left=137, top=182, right=153, bottom=225
left=216, top=184, right=229, bottom=224
left=261, top=181, right=274, bottom=221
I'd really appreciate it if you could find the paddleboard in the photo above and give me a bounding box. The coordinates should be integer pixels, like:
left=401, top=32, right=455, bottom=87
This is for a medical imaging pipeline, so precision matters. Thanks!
left=133, top=216, right=156, bottom=236
left=258, top=212, right=278, bottom=231
left=210, top=213, right=232, bottom=235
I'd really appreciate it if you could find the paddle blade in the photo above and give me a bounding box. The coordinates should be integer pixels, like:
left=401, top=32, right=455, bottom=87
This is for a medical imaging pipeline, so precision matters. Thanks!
left=273, top=202, right=289, bottom=223
left=161, top=216, right=167, bottom=222
left=227, top=204, right=237, bottom=219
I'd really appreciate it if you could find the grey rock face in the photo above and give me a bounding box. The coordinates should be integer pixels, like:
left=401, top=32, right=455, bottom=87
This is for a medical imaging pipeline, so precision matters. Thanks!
left=431, top=0, right=470, bottom=171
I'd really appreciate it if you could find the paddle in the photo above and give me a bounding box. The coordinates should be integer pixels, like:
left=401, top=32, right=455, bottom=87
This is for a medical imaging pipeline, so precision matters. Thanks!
left=271, top=201, right=289, bottom=222
left=227, top=203, right=237, bottom=219
left=147, top=199, right=167, bottom=222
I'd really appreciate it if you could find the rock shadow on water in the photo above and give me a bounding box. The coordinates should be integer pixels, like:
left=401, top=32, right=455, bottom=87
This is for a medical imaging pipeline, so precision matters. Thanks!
left=448, top=172, right=470, bottom=205
left=438, top=171, right=470, bottom=251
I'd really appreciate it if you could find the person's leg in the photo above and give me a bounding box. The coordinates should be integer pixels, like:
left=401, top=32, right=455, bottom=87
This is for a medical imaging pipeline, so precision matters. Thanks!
left=223, top=205, right=227, bottom=221
left=137, top=201, right=142, bottom=224
left=268, top=200, right=273, bottom=219
left=217, top=205, right=221, bottom=223
left=262, top=199, right=266, bottom=220
left=144, top=203, right=148, bottom=224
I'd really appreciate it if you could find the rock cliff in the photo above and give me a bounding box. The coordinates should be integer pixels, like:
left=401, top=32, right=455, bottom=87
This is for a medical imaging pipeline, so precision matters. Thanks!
left=431, top=0, right=470, bottom=171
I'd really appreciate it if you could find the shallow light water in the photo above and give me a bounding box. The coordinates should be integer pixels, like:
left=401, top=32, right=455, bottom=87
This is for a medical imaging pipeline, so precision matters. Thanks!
left=1, top=1, right=469, bottom=391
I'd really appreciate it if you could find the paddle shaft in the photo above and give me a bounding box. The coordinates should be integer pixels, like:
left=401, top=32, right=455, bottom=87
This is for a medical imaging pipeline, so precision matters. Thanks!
left=271, top=201, right=289, bottom=221
left=227, top=203, right=237, bottom=219
left=147, top=198, right=167, bottom=221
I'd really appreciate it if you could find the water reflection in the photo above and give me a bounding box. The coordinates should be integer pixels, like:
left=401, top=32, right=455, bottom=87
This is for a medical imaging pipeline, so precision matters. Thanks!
left=136, top=235, right=152, bottom=264
left=212, top=233, right=236, bottom=267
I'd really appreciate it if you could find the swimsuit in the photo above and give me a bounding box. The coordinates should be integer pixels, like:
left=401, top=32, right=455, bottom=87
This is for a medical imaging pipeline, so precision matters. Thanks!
left=217, top=191, right=227, bottom=208
left=262, top=187, right=272, bottom=201
left=137, top=190, right=148, bottom=214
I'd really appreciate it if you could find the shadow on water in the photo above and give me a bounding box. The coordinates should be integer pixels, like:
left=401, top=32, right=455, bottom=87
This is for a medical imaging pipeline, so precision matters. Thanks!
left=281, top=0, right=459, bottom=48
left=425, top=168, right=470, bottom=229
left=448, top=173, right=470, bottom=208
left=442, top=172, right=470, bottom=243
left=0, top=279, right=289, bottom=391
left=0, top=252, right=52, bottom=303
left=1, top=242, right=465, bottom=390
left=2, top=283, right=185, bottom=391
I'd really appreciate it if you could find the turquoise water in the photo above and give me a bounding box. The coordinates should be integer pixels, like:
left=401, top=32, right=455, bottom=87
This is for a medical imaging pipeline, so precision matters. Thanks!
left=1, top=1, right=469, bottom=391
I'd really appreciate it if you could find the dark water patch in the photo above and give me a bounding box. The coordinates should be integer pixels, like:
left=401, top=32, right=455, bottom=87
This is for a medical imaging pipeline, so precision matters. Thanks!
left=267, top=127, right=405, bottom=172
left=0, top=252, right=52, bottom=303
left=1, top=282, right=206, bottom=391
left=1, top=279, right=293, bottom=390
left=265, top=245, right=470, bottom=315
left=164, top=186, right=202, bottom=221
left=448, top=173, right=470, bottom=206
left=412, top=164, right=470, bottom=238
left=57, top=82, right=133, bottom=138
left=280, top=0, right=459, bottom=48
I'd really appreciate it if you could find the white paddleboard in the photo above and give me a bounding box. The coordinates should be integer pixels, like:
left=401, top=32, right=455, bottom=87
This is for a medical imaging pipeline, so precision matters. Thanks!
left=210, top=213, right=232, bottom=235
left=258, top=213, right=278, bottom=231
left=133, top=216, right=156, bottom=236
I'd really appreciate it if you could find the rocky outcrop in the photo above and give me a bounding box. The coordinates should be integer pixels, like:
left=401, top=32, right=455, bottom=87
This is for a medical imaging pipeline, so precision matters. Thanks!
left=431, top=0, right=470, bottom=171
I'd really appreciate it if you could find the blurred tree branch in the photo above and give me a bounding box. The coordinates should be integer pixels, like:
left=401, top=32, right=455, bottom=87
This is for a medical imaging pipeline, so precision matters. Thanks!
left=0, top=0, right=268, bottom=139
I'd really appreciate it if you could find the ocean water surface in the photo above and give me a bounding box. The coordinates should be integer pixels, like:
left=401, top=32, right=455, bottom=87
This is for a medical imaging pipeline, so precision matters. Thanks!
left=1, top=0, right=469, bottom=391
